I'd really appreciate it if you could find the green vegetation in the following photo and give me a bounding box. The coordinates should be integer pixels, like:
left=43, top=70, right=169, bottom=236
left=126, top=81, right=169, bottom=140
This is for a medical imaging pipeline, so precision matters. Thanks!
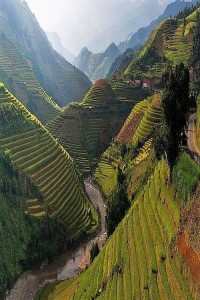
left=0, top=147, right=69, bottom=297
left=94, top=143, right=121, bottom=197
left=155, top=63, right=190, bottom=167
left=40, top=161, right=196, bottom=300
left=90, top=242, right=100, bottom=263
left=125, top=8, right=198, bottom=79
left=106, top=179, right=130, bottom=236
left=0, top=84, right=98, bottom=236
left=132, top=94, right=162, bottom=147
left=0, top=35, right=62, bottom=123
left=172, top=152, right=200, bottom=201
left=0, top=0, right=91, bottom=108
left=47, top=79, right=135, bottom=174
left=116, top=98, right=149, bottom=143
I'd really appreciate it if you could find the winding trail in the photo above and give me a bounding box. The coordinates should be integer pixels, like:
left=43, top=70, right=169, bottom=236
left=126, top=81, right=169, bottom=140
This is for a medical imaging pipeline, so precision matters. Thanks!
left=4, top=180, right=107, bottom=300
left=187, top=113, right=200, bottom=164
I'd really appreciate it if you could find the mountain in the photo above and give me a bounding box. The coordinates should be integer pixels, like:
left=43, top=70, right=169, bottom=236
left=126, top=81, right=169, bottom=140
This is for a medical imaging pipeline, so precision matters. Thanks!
left=75, top=43, right=120, bottom=81
left=39, top=93, right=200, bottom=299
left=124, top=3, right=200, bottom=80
left=0, top=82, right=98, bottom=296
left=0, top=0, right=91, bottom=110
left=75, top=1, right=196, bottom=82
left=46, top=32, right=75, bottom=64
left=46, top=78, right=143, bottom=174
left=38, top=6, right=200, bottom=300
left=107, top=48, right=137, bottom=78
left=118, top=0, right=197, bottom=53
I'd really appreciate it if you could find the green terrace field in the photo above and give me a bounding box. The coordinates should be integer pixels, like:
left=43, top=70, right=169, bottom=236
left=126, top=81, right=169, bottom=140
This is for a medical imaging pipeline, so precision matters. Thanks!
left=109, top=79, right=148, bottom=102
left=47, top=79, right=135, bottom=174
left=81, top=79, right=117, bottom=108
left=39, top=160, right=197, bottom=300
left=125, top=10, right=197, bottom=79
left=0, top=34, right=62, bottom=123
left=46, top=111, right=91, bottom=175
left=0, top=84, right=97, bottom=235
left=116, top=98, right=149, bottom=144
left=132, top=94, right=162, bottom=147
left=94, top=143, right=121, bottom=197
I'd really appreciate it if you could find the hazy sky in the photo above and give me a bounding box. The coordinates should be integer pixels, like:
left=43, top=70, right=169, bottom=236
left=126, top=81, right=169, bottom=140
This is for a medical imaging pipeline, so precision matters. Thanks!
left=25, top=0, right=173, bottom=55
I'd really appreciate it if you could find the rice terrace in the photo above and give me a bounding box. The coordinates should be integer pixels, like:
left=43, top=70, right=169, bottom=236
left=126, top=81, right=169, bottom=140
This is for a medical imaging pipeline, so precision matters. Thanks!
left=0, top=0, right=199, bottom=300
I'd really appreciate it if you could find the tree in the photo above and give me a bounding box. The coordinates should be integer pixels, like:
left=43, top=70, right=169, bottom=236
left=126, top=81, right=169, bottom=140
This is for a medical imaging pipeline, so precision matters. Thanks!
left=106, top=184, right=130, bottom=236
left=90, top=242, right=100, bottom=263
left=156, top=63, right=190, bottom=167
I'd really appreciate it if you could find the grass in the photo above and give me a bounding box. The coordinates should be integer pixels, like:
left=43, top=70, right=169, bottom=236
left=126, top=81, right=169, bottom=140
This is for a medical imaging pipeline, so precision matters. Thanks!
left=40, top=160, right=195, bottom=300
left=125, top=9, right=197, bottom=79
left=132, top=94, right=162, bottom=147
left=172, top=152, right=200, bottom=201
left=0, top=35, right=62, bottom=123
left=0, top=85, right=98, bottom=236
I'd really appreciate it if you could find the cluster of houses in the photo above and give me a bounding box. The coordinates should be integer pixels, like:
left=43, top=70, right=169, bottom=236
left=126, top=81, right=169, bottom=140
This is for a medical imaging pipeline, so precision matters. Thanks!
left=113, top=70, right=161, bottom=91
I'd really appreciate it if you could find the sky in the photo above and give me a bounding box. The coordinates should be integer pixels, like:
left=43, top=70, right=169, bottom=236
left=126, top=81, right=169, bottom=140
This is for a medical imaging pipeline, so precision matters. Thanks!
left=25, top=0, right=174, bottom=56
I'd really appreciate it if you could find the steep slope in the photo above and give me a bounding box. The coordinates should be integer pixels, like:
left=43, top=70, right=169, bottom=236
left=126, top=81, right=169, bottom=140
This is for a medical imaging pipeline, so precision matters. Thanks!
left=94, top=94, right=161, bottom=198
left=125, top=7, right=198, bottom=79
left=0, top=83, right=97, bottom=234
left=107, top=48, right=137, bottom=78
left=116, top=98, right=149, bottom=144
left=0, top=33, right=62, bottom=123
left=46, top=32, right=75, bottom=64
left=46, top=79, right=139, bottom=174
left=38, top=160, right=199, bottom=300
left=118, top=0, right=197, bottom=53
left=0, top=0, right=91, bottom=107
left=75, top=43, right=120, bottom=82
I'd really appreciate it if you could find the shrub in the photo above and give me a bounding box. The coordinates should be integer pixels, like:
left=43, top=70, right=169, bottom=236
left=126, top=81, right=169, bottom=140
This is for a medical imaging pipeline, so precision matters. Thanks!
left=172, top=152, right=200, bottom=201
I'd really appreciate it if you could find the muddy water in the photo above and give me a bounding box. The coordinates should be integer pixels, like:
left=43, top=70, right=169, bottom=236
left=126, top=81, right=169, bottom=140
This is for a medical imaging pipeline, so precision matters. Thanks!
left=4, top=180, right=107, bottom=300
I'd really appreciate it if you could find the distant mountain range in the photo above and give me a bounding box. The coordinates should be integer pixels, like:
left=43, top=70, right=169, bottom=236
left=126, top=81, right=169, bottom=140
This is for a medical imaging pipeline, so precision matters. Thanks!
left=75, top=43, right=120, bottom=82
left=75, top=0, right=196, bottom=81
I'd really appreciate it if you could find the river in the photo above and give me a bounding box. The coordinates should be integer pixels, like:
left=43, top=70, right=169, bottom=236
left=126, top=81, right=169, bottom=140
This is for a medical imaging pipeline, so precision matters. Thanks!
left=4, top=180, right=107, bottom=300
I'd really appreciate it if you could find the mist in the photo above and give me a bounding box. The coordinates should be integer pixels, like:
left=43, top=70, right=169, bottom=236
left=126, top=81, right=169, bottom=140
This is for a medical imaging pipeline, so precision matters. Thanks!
left=25, top=0, right=175, bottom=55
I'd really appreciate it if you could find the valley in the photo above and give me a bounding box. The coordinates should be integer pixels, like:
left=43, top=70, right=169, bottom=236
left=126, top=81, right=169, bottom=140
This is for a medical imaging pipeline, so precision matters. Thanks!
left=0, top=1, right=200, bottom=300
left=5, top=181, right=107, bottom=300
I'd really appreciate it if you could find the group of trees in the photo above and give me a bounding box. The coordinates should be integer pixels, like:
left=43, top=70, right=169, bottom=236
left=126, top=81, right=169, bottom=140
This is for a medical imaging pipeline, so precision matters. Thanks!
left=155, top=63, right=191, bottom=167
left=176, top=2, right=200, bottom=19
left=106, top=168, right=130, bottom=236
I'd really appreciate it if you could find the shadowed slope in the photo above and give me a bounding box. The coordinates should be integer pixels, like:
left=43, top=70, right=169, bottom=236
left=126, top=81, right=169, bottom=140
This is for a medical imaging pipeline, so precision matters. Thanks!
left=0, top=83, right=97, bottom=235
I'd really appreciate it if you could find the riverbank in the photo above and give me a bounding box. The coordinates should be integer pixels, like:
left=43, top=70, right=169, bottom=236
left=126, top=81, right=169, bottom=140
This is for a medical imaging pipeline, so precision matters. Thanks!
left=4, top=180, right=107, bottom=300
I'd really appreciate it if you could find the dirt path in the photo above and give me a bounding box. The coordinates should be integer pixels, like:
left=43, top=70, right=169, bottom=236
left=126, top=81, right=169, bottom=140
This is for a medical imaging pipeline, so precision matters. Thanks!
left=4, top=180, right=107, bottom=300
left=187, top=114, right=200, bottom=164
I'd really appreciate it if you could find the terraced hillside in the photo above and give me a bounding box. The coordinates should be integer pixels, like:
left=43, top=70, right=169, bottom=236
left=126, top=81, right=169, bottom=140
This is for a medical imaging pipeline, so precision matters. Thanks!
left=0, top=83, right=97, bottom=235
left=132, top=94, right=162, bottom=146
left=82, top=79, right=117, bottom=108
left=116, top=98, right=149, bottom=144
left=46, top=109, right=91, bottom=175
left=94, top=143, right=121, bottom=197
left=125, top=10, right=197, bottom=79
left=39, top=160, right=198, bottom=300
left=47, top=79, right=136, bottom=173
left=0, top=0, right=91, bottom=106
left=109, top=79, right=148, bottom=102
left=0, top=34, right=62, bottom=123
